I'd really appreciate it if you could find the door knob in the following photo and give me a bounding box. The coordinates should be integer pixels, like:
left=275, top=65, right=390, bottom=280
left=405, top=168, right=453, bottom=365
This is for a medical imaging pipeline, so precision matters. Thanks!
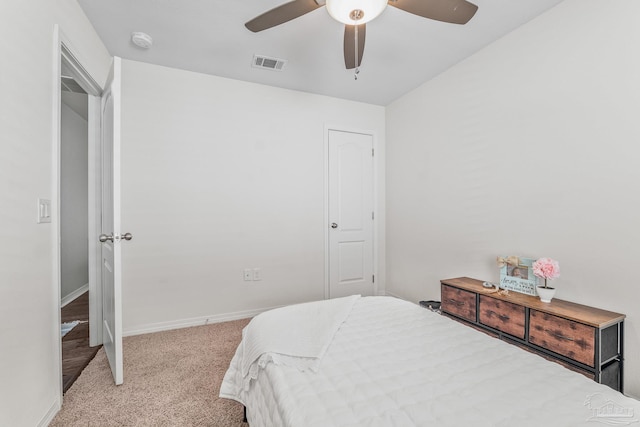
left=99, top=233, right=133, bottom=242
left=99, top=233, right=114, bottom=243
left=331, top=223, right=338, bottom=229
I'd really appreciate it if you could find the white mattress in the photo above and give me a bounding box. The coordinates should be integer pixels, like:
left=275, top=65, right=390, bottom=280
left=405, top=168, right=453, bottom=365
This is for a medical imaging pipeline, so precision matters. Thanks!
left=221, top=296, right=640, bottom=426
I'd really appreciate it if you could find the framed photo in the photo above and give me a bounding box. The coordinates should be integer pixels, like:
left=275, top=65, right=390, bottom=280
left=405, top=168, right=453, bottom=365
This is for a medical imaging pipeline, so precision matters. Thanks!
left=499, top=257, right=539, bottom=296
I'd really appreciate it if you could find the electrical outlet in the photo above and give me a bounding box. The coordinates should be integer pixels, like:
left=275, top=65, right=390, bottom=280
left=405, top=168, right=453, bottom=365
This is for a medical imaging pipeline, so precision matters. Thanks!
left=243, top=269, right=252, bottom=281
left=252, top=268, right=262, bottom=281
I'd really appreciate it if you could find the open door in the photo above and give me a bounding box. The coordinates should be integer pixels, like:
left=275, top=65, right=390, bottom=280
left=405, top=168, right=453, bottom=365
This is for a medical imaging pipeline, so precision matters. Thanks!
left=99, top=57, right=124, bottom=385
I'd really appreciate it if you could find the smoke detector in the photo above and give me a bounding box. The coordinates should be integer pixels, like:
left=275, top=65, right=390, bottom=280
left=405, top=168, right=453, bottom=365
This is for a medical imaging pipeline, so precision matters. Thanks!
left=131, top=32, right=153, bottom=49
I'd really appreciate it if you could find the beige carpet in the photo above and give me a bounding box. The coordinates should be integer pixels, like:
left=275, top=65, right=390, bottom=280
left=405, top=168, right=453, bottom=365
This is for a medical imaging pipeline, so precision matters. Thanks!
left=51, top=318, right=251, bottom=426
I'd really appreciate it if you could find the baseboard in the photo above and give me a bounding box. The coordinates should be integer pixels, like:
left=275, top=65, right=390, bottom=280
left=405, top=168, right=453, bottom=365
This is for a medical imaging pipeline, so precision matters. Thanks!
left=37, top=398, right=61, bottom=427
left=385, top=292, right=422, bottom=306
left=385, top=291, right=405, bottom=300
left=61, top=283, right=89, bottom=308
left=123, top=305, right=283, bottom=337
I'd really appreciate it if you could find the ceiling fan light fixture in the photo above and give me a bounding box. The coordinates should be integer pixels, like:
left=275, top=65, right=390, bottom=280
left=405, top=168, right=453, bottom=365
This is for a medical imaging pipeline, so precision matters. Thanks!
left=326, top=0, right=387, bottom=24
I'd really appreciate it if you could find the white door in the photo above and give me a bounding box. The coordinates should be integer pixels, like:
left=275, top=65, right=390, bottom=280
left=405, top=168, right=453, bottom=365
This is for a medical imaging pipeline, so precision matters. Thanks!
left=328, top=130, right=374, bottom=298
left=100, top=57, right=123, bottom=385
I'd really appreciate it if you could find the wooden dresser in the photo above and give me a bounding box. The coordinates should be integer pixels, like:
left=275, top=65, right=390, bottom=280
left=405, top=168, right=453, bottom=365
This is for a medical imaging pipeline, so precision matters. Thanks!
left=440, top=277, right=625, bottom=392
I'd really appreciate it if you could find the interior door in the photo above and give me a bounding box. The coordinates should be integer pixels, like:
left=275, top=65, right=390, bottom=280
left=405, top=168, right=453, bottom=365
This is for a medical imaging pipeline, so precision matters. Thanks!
left=328, top=130, right=374, bottom=298
left=100, top=57, right=123, bottom=385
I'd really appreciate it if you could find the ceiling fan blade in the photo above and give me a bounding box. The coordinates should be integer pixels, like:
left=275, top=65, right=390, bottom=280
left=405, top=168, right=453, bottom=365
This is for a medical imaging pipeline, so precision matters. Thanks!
left=245, top=0, right=323, bottom=32
left=389, top=0, right=478, bottom=25
left=344, top=24, right=366, bottom=70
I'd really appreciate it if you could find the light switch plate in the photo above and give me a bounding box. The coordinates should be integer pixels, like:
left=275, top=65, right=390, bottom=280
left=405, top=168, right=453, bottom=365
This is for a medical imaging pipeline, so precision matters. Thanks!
left=37, top=198, right=51, bottom=223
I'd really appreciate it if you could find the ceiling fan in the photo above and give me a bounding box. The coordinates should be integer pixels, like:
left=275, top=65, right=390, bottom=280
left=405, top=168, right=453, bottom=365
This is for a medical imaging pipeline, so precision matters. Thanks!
left=245, top=0, right=478, bottom=71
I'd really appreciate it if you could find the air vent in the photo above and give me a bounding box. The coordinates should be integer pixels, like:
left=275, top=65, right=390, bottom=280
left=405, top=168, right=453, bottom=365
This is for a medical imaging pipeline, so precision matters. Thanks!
left=252, top=55, right=287, bottom=71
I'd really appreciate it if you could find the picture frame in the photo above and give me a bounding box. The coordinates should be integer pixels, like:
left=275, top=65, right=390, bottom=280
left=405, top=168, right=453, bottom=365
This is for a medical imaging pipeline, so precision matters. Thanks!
left=499, top=256, right=539, bottom=296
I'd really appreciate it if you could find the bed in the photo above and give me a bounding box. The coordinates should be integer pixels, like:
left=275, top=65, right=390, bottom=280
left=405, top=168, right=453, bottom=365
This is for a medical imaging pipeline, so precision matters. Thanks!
left=220, top=296, right=640, bottom=426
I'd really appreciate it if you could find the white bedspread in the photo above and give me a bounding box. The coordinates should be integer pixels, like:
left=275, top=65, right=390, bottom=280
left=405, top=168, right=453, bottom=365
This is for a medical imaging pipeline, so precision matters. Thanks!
left=221, top=295, right=359, bottom=396
left=221, top=296, right=640, bottom=427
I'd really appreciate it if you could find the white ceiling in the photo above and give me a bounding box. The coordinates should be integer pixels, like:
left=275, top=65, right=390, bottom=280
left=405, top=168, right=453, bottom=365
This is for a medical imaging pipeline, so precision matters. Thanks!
left=77, top=0, right=563, bottom=106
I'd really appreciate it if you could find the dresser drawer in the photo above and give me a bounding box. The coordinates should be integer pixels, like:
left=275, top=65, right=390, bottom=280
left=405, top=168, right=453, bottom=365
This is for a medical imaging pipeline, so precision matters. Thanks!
left=441, top=284, right=476, bottom=322
left=502, top=335, right=594, bottom=380
left=479, top=295, right=525, bottom=339
left=529, top=310, right=595, bottom=367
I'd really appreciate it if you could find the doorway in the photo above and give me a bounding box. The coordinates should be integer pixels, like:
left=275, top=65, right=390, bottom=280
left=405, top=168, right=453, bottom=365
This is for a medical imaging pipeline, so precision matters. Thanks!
left=54, top=31, right=126, bottom=392
left=59, top=70, right=101, bottom=392
left=326, top=128, right=375, bottom=299
left=54, top=34, right=105, bottom=398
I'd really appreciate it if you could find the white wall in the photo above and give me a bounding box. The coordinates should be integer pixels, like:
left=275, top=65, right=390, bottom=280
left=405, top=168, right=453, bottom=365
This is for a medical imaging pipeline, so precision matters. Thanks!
left=120, top=60, right=385, bottom=334
left=60, top=101, right=89, bottom=301
left=0, top=2, right=110, bottom=426
left=386, top=0, right=640, bottom=397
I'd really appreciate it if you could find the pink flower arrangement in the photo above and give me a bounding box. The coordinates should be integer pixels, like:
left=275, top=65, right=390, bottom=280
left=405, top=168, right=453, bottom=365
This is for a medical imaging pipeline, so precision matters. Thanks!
left=532, top=257, right=560, bottom=288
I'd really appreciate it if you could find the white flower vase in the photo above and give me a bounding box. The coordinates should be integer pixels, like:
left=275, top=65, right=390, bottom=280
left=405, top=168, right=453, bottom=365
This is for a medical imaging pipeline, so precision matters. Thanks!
left=537, top=286, right=556, bottom=303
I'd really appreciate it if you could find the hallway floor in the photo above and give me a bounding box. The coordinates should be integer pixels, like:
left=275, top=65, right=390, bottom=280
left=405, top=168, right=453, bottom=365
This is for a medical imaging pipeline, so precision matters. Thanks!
left=62, top=291, right=101, bottom=393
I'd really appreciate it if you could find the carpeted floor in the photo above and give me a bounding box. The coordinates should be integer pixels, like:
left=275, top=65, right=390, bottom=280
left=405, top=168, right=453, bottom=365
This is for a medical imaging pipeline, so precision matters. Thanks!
left=51, top=318, right=251, bottom=426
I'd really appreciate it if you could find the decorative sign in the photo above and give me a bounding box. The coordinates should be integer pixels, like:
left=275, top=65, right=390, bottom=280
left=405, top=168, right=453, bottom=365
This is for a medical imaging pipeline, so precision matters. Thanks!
left=498, top=256, right=539, bottom=296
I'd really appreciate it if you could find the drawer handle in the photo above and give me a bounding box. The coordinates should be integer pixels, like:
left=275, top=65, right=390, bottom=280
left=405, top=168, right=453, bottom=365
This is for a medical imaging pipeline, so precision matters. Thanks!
left=446, top=299, right=465, bottom=307
left=545, top=329, right=575, bottom=342
left=486, top=309, right=510, bottom=321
